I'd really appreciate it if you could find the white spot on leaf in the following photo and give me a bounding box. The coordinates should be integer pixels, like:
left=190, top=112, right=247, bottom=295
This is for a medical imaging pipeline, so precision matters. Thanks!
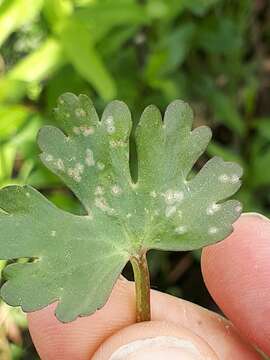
left=45, top=154, right=53, bottom=162
left=175, top=225, right=187, bottom=235
left=230, top=174, right=240, bottom=183
left=235, top=205, right=242, bottom=212
left=208, top=227, right=218, bottom=235
left=165, top=205, right=177, bottom=218
left=95, top=197, right=115, bottom=215
left=150, top=191, right=157, bottom=198
left=51, top=230, right=56, bottom=237
left=206, top=203, right=221, bottom=215
left=56, top=159, right=65, bottom=171
left=218, top=174, right=229, bottom=183
left=97, top=161, right=105, bottom=171
left=164, top=190, right=184, bottom=205
left=95, top=186, right=104, bottom=195
left=75, top=108, right=86, bottom=117
left=105, top=115, right=115, bottom=134
left=109, top=140, right=125, bottom=148
left=111, top=185, right=122, bottom=196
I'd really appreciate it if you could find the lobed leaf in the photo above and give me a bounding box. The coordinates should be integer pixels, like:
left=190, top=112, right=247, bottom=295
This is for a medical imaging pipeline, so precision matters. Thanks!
left=0, top=93, right=243, bottom=322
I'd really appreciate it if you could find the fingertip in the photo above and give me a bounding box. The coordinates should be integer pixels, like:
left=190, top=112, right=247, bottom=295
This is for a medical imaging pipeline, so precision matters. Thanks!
left=202, top=213, right=270, bottom=355
left=92, top=321, right=218, bottom=360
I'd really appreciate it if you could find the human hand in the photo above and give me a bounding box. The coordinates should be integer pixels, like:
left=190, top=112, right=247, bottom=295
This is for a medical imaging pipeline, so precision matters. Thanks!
left=27, top=213, right=270, bottom=359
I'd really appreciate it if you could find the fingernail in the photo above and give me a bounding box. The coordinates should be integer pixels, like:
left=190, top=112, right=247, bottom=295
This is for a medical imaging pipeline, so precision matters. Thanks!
left=242, top=212, right=270, bottom=222
left=109, top=336, right=205, bottom=360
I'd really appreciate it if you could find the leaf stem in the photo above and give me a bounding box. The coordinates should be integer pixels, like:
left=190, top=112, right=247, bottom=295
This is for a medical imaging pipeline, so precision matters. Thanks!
left=130, top=252, right=151, bottom=322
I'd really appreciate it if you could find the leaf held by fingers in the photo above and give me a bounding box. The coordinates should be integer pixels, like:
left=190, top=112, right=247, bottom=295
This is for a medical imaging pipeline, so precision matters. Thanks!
left=0, top=93, right=243, bottom=322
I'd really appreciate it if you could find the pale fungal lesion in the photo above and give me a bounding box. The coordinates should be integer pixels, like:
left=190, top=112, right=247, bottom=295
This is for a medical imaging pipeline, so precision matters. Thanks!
left=67, top=163, right=84, bottom=183
left=73, top=125, right=94, bottom=136
left=126, top=213, right=132, bottom=218
left=25, top=192, right=30, bottom=197
left=45, top=154, right=53, bottom=162
left=218, top=173, right=240, bottom=184
left=150, top=190, right=157, bottom=198
left=165, top=205, right=177, bottom=218
left=175, top=225, right=187, bottom=235
left=111, top=185, right=122, bottom=196
left=95, top=186, right=104, bottom=196
left=51, top=230, right=56, bottom=237
left=97, top=161, right=105, bottom=171
left=206, top=203, right=221, bottom=215
left=208, top=226, right=218, bottom=235
left=85, top=148, right=95, bottom=166
left=56, top=159, right=65, bottom=171
left=109, top=139, right=125, bottom=148
left=95, top=197, right=115, bottom=215
left=163, top=190, right=184, bottom=205
left=75, top=108, right=86, bottom=117
left=105, top=115, right=115, bottom=134
left=235, top=205, right=242, bottom=212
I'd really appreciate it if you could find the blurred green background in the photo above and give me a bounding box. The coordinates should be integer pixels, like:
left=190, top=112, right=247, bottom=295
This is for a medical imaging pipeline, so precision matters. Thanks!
left=0, top=0, right=270, bottom=358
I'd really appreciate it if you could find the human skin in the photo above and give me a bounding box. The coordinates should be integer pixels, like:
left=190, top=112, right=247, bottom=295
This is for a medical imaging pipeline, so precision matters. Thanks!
left=27, top=214, right=270, bottom=359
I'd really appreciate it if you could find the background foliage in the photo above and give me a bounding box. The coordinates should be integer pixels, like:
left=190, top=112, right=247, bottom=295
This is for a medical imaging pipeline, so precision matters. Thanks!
left=0, top=0, right=269, bottom=358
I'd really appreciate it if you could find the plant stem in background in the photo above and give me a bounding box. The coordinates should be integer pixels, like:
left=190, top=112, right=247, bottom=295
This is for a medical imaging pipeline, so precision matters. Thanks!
left=130, top=252, right=151, bottom=322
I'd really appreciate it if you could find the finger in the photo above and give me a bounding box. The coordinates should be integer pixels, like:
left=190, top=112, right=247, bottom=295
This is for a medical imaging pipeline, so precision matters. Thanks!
left=202, top=213, right=270, bottom=356
left=92, top=321, right=218, bottom=360
left=28, top=278, right=260, bottom=359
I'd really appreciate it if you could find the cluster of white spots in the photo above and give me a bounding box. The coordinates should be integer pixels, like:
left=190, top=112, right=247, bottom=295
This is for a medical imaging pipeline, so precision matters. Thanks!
left=73, top=125, right=94, bottom=137
left=68, top=163, right=84, bottom=182
left=85, top=148, right=95, bottom=166
left=175, top=225, right=187, bottom=235
left=95, top=197, right=115, bottom=215
left=126, top=213, right=132, bottom=218
left=56, top=158, right=65, bottom=171
left=75, top=108, right=86, bottom=117
left=111, top=185, right=122, bottom=196
left=97, top=161, right=105, bottom=171
left=235, top=204, right=242, bottom=212
left=51, top=230, right=56, bottom=237
left=163, top=190, right=184, bottom=205
left=95, top=186, right=104, bottom=196
left=45, top=154, right=53, bottom=162
left=165, top=205, right=177, bottom=218
left=208, top=226, right=218, bottom=235
left=105, top=115, right=115, bottom=134
left=218, top=174, right=240, bottom=184
left=150, top=190, right=157, bottom=198
left=144, top=207, right=149, bottom=214
left=206, top=203, right=221, bottom=215
left=109, top=139, right=125, bottom=148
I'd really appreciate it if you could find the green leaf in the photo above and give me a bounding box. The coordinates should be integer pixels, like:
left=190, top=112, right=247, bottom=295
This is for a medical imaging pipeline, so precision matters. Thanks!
left=0, top=0, right=44, bottom=46
left=0, top=93, right=242, bottom=322
left=59, top=20, right=116, bottom=100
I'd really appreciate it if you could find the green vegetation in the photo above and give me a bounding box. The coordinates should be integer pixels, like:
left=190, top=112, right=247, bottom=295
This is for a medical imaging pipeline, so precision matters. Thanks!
left=0, top=0, right=269, bottom=358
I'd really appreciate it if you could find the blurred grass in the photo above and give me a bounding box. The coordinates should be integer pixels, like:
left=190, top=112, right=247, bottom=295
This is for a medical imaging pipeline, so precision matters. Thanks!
left=0, top=0, right=270, bottom=358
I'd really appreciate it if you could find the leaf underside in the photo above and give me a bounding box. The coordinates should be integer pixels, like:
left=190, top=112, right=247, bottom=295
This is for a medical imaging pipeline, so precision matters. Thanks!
left=0, top=93, right=243, bottom=322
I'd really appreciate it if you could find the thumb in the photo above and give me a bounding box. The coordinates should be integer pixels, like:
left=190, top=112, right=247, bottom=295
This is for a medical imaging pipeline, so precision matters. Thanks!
left=92, top=320, right=218, bottom=360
